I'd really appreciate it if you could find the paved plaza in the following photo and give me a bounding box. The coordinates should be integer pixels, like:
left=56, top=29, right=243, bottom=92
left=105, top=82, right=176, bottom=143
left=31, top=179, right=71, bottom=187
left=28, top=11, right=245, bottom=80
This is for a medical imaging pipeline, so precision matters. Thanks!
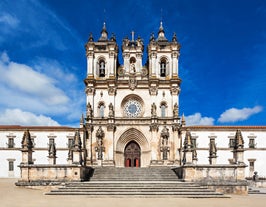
left=1, top=179, right=266, bottom=207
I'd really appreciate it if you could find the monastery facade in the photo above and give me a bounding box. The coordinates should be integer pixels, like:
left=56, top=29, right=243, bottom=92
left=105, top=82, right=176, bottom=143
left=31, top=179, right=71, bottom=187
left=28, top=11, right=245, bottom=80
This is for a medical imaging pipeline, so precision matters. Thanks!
left=0, top=23, right=265, bottom=182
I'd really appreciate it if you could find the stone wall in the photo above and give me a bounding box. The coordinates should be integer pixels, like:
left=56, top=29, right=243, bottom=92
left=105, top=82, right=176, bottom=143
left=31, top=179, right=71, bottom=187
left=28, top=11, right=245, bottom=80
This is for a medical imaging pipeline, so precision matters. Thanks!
left=173, top=164, right=248, bottom=194
left=16, top=164, right=93, bottom=185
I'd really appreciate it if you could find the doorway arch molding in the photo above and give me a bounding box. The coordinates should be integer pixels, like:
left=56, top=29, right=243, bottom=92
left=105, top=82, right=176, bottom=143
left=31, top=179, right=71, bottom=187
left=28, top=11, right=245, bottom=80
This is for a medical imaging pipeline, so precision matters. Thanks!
left=116, top=128, right=149, bottom=152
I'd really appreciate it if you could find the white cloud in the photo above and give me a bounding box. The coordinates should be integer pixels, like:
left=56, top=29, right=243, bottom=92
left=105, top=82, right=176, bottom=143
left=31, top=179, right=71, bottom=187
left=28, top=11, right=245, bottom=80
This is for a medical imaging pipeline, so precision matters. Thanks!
left=0, top=52, right=69, bottom=106
left=185, top=113, right=215, bottom=126
left=0, top=13, right=19, bottom=28
left=218, top=106, right=263, bottom=123
left=0, top=109, right=60, bottom=126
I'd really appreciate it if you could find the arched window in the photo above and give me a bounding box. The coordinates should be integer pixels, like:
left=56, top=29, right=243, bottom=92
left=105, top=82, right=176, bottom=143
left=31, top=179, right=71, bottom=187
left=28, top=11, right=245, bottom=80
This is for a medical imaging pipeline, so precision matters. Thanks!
left=98, top=102, right=105, bottom=118
left=99, top=60, right=105, bottom=77
left=160, top=102, right=167, bottom=117
left=161, top=105, right=166, bottom=117
left=160, top=59, right=166, bottom=77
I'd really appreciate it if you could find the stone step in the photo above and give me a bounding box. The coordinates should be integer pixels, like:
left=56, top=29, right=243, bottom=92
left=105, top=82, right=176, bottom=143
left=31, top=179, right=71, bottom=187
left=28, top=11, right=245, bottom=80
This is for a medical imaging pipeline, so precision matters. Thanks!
left=53, top=188, right=213, bottom=192
left=46, top=167, right=229, bottom=198
left=46, top=191, right=228, bottom=198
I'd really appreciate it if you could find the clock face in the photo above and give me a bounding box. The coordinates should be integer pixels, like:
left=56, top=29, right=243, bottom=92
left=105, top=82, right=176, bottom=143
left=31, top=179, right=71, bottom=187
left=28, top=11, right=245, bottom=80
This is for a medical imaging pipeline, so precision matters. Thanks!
left=124, top=100, right=141, bottom=117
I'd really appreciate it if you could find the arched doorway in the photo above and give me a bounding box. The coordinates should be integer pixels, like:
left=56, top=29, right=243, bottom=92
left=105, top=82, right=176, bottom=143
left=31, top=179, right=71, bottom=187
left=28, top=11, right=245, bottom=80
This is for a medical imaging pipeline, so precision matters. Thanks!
left=124, top=141, right=141, bottom=167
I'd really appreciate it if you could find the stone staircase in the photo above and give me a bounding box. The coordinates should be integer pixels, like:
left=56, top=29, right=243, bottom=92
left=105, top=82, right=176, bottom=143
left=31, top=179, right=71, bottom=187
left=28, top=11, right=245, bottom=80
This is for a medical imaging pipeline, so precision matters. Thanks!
left=46, top=167, right=229, bottom=198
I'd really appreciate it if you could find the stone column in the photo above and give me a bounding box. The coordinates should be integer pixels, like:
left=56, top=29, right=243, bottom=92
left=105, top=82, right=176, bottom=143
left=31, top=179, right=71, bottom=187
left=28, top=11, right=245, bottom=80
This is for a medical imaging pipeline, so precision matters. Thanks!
left=172, top=124, right=180, bottom=162
left=233, top=129, right=245, bottom=164
left=182, top=129, right=193, bottom=165
left=150, top=123, right=159, bottom=163
left=160, top=125, right=170, bottom=161
left=95, top=126, right=105, bottom=165
left=21, top=129, right=34, bottom=165
left=208, top=136, right=217, bottom=165
left=105, top=103, right=116, bottom=166
left=72, top=129, right=82, bottom=165
left=48, top=139, right=57, bottom=165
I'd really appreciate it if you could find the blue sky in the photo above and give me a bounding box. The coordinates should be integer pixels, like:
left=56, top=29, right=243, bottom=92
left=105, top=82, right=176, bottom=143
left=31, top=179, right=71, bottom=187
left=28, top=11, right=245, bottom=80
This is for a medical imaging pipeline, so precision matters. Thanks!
left=0, top=0, right=265, bottom=127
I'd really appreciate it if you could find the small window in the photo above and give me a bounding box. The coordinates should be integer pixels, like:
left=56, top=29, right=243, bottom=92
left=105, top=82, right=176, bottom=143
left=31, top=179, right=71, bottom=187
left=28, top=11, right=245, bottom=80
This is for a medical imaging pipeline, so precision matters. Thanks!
left=99, top=60, right=105, bottom=77
left=250, top=161, right=254, bottom=167
left=229, top=138, right=235, bottom=148
left=249, top=138, right=256, bottom=148
left=68, top=139, right=73, bottom=148
left=8, top=138, right=14, bottom=148
left=8, top=161, right=14, bottom=171
left=161, top=105, right=166, bottom=117
left=191, top=138, right=197, bottom=148
left=160, top=102, right=167, bottom=118
left=160, top=59, right=166, bottom=77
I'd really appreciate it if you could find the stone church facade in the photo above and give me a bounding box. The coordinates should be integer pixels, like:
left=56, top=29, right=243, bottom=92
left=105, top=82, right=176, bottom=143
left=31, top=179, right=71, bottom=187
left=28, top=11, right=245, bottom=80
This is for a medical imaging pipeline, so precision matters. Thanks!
left=0, top=23, right=266, bottom=186
left=83, top=22, right=182, bottom=168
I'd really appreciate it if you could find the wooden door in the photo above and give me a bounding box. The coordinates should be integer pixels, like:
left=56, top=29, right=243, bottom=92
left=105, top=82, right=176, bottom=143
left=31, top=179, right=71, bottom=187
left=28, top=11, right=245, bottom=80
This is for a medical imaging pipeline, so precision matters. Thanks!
left=124, top=141, right=140, bottom=167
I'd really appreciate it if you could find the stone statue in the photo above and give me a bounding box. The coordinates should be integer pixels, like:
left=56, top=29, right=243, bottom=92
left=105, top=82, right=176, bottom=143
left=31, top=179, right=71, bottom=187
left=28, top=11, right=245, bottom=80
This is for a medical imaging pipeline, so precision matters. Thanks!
left=130, top=62, right=136, bottom=74
left=253, top=171, right=259, bottom=181
left=96, top=126, right=104, bottom=139
left=86, top=103, right=93, bottom=118
left=161, top=126, right=169, bottom=146
left=108, top=103, right=114, bottom=117
left=151, top=103, right=157, bottom=117
left=173, top=103, right=179, bottom=118
left=95, top=126, right=105, bottom=160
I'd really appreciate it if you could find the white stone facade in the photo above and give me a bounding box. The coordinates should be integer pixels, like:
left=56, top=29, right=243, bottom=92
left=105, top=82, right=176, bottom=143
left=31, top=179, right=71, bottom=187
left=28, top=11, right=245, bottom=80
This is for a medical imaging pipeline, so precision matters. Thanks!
left=0, top=23, right=265, bottom=179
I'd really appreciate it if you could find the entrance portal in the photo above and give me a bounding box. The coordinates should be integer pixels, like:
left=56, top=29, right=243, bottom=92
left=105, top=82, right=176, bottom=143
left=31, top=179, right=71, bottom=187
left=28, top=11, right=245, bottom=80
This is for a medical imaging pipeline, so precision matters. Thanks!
left=124, top=141, right=140, bottom=167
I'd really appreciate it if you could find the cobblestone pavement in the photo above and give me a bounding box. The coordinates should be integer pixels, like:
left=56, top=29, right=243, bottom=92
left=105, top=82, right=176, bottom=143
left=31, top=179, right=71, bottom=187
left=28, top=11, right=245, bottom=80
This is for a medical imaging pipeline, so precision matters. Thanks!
left=1, top=179, right=266, bottom=207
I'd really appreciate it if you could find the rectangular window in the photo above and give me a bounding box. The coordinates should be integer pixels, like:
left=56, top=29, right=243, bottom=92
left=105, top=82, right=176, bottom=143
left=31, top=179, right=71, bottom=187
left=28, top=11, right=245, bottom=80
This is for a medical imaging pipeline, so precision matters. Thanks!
left=8, top=138, right=14, bottom=148
left=229, top=138, right=235, bottom=148
left=68, top=139, right=73, bottom=148
left=249, top=139, right=256, bottom=148
left=191, top=138, right=197, bottom=148
left=161, top=105, right=166, bottom=117
left=250, top=161, right=254, bottom=167
left=8, top=161, right=14, bottom=171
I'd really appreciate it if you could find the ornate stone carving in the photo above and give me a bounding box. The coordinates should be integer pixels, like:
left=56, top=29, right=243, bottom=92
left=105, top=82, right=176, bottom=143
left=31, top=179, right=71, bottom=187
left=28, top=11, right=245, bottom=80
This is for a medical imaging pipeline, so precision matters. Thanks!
left=172, top=124, right=179, bottom=132
left=21, top=129, right=33, bottom=150
left=234, top=129, right=244, bottom=149
left=183, top=129, right=193, bottom=151
left=48, top=139, right=56, bottom=158
left=95, top=126, right=105, bottom=160
left=149, top=85, right=158, bottom=95
left=149, top=123, right=159, bottom=132
left=160, top=126, right=170, bottom=160
left=129, top=76, right=137, bottom=90
left=209, top=137, right=217, bottom=158
left=160, top=146, right=170, bottom=160
left=107, top=123, right=116, bottom=132
left=73, top=129, right=82, bottom=150
left=141, top=67, right=148, bottom=77
left=170, top=85, right=180, bottom=95
left=85, top=86, right=95, bottom=95
left=108, top=86, right=117, bottom=95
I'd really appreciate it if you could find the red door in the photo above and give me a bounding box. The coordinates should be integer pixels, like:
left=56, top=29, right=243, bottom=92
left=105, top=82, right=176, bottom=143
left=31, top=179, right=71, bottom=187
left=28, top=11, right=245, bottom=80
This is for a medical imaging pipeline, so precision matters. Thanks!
left=124, top=141, right=141, bottom=167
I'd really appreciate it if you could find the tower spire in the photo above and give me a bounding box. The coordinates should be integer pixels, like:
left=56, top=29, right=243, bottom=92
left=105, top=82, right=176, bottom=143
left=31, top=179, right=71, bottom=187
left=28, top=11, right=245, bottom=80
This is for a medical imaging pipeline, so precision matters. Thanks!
left=99, top=22, right=108, bottom=41
left=157, top=21, right=167, bottom=41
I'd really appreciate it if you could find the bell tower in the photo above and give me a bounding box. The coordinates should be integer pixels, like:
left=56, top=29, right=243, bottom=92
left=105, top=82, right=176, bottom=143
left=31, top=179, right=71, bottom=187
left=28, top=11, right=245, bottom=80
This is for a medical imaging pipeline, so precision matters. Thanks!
left=85, top=22, right=119, bottom=79
left=121, top=31, right=144, bottom=75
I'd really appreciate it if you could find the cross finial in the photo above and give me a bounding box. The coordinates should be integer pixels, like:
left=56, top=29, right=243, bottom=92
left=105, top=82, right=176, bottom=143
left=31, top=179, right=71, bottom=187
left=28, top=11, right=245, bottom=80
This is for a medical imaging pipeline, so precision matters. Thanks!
left=131, top=31, right=134, bottom=41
